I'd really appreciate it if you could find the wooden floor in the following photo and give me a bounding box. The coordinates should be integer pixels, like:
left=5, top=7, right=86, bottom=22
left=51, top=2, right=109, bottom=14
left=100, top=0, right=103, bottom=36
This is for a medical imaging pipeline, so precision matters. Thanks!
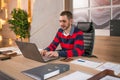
left=94, top=36, right=120, bottom=63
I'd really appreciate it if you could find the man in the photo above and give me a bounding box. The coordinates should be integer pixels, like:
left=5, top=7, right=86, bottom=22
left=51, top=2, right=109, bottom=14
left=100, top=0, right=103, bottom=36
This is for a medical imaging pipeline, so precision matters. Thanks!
left=40, top=11, right=84, bottom=58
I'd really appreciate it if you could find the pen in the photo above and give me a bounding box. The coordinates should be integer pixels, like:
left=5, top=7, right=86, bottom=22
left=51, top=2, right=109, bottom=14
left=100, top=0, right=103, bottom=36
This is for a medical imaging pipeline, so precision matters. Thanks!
left=77, top=59, right=85, bottom=62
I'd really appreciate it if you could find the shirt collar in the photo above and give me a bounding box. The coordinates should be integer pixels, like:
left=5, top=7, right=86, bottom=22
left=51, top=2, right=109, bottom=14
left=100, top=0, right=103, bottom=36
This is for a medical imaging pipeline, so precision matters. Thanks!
left=63, top=25, right=75, bottom=36
left=69, top=25, right=75, bottom=36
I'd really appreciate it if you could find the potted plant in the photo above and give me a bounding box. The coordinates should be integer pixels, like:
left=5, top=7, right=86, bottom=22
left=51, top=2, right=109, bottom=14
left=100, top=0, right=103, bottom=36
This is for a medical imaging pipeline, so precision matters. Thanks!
left=8, top=8, right=30, bottom=41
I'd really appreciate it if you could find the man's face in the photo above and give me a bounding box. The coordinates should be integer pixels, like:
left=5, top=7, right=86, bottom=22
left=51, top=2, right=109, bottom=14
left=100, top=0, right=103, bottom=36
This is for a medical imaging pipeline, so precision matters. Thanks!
left=59, top=15, right=72, bottom=30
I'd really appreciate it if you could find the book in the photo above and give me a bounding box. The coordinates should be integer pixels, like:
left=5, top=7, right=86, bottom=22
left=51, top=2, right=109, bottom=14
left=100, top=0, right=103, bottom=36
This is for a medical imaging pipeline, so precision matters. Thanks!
left=22, top=63, right=70, bottom=80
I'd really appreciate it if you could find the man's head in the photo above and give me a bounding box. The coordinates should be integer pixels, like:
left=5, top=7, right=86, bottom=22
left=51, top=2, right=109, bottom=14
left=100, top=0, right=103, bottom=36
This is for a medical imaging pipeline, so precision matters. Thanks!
left=60, top=11, right=73, bottom=20
left=59, top=11, right=73, bottom=31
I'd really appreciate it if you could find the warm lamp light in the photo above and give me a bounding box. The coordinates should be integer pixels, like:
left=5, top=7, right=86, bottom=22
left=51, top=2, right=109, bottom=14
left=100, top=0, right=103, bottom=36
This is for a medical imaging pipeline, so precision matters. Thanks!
left=0, top=35, right=2, bottom=42
left=1, top=0, right=4, bottom=9
left=5, top=9, right=8, bottom=19
left=17, top=0, right=21, bottom=8
left=0, top=19, right=6, bottom=29
left=28, top=17, right=32, bottom=22
left=8, top=38, right=13, bottom=45
left=28, top=0, right=32, bottom=22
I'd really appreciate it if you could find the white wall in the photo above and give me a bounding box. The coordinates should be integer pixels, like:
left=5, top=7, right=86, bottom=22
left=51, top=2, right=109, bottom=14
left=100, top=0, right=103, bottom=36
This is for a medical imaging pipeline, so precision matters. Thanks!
left=30, top=0, right=64, bottom=49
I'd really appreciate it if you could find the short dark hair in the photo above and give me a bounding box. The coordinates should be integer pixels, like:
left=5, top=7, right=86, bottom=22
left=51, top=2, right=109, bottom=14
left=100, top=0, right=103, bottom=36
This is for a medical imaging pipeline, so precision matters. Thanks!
left=60, top=11, right=73, bottom=19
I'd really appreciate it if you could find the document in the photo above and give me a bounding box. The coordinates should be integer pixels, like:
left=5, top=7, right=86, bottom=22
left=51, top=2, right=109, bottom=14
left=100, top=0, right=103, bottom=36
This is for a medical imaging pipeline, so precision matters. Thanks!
left=100, top=75, right=120, bottom=80
left=96, top=62, right=120, bottom=75
left=71, top=58, right=103, bottom=68
left=0, top=47, right=16, bottom=51
left=0, top=47, right=22, bottom=55
left=58, top=71, right=93, bottom=80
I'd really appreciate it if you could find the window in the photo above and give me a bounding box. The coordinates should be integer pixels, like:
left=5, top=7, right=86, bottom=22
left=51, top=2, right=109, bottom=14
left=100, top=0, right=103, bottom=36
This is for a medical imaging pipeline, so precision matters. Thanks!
left=73, top=0, right=120, bottom=29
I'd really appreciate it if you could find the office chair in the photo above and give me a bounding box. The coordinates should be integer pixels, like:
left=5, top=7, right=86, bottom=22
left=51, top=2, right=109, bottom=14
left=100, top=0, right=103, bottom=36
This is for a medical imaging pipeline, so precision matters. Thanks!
left=77, top=22, right=97, bottom=58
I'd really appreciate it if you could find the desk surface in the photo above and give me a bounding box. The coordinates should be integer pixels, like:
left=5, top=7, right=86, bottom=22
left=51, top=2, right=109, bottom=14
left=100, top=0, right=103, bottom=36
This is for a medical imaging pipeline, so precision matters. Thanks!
left=0, top=55, right=120, bottom=80
left=0, top=36, right=120, bottom=79
left=94, top=36, right=120, bottom=63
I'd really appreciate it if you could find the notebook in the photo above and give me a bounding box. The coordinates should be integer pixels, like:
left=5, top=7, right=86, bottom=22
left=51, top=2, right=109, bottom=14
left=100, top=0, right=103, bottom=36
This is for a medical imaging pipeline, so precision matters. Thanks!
left=15, top=41, right=58, bottom=62
left=0, top=71, right=15, bottom=80
left=22, top=63, right=70, bottom=80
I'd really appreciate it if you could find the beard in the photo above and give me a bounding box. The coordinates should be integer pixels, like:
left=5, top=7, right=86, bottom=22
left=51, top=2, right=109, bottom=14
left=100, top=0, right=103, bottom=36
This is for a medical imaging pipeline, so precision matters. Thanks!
left=61, top=22, right=71, bottom=31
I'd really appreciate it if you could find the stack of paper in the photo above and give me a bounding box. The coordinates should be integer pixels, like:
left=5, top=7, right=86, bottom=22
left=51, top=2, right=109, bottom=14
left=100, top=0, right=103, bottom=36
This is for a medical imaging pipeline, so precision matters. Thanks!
left=0, top=47, right=22, bottom=55
left=58, top=71, right=93, bottom=80
left=0, top=47, right=17, bottom=51
left=71, top=58, right=103, bottom=68
left=96, top=62, right=120, bottom=75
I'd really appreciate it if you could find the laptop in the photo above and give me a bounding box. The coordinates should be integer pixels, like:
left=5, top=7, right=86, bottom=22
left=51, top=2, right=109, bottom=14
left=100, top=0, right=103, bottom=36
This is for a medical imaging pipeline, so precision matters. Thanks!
left=15, top=41, right=58, bottom=62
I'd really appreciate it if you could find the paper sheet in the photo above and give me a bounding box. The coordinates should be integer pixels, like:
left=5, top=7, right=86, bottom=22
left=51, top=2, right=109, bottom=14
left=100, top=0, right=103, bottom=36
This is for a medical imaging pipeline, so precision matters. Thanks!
left=58, top=71, right=93, bottom=80
left=96, top=62, right=120, bottom=75
left=100, top=75, right=120, bottom=80
left=0, top=47, right=22, bottom=54
left=0, top=47, right=17, bottom=51
left=71, top=58, right=103, bottom=68
left=0, top=47, right=43, bottom=55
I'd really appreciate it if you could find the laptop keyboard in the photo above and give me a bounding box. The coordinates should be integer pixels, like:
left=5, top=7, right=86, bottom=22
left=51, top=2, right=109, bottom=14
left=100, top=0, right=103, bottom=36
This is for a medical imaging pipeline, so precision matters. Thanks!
left=42, top=56, right=57, bottom=61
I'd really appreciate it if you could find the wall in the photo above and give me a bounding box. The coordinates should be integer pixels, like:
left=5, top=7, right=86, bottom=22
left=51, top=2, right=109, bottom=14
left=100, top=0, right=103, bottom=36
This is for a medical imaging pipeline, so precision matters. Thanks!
left=30, top=0, right=64, bottom=49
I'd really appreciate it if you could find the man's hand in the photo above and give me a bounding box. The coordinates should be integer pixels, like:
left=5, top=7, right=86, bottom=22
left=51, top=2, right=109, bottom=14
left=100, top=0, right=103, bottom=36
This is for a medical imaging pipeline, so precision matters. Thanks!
left=45, top=51, right=59, bottom=58
left=40, top=50, right=47, bottom=56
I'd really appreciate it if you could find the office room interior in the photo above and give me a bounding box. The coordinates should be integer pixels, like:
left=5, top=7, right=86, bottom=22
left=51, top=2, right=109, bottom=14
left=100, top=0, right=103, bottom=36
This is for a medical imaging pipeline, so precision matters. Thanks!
left=0, top=0, right=120, bottom=62
left=0, top=0, right=120, bottom=80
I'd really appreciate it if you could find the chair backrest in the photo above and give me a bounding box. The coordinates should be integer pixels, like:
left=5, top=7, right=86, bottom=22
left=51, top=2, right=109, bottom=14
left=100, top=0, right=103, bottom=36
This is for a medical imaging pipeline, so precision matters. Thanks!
left=77, top=22, right=95, bottom=57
